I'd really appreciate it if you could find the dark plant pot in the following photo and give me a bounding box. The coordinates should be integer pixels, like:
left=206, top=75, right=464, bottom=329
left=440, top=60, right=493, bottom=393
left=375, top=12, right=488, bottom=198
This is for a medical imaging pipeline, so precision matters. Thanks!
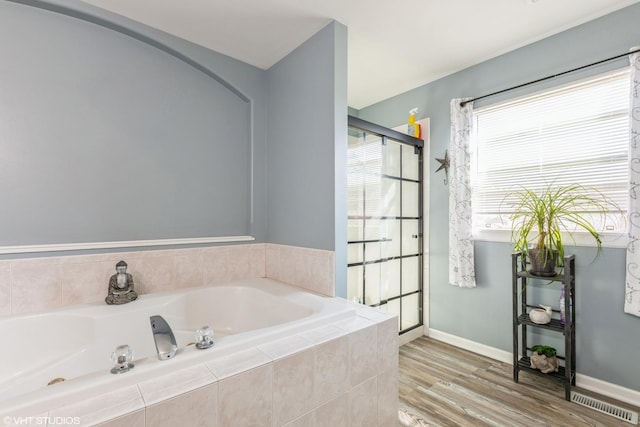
left=527, top=248, right=558, bottom=277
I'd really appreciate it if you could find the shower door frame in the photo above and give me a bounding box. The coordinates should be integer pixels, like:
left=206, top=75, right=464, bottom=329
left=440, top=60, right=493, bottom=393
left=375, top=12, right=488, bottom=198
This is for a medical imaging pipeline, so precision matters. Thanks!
left=347, top=115, right=425, bottom=335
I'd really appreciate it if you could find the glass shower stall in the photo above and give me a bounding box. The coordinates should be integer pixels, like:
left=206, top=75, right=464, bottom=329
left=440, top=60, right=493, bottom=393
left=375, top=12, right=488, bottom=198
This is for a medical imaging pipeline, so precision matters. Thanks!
left=347, top=116, right=424, bottom=334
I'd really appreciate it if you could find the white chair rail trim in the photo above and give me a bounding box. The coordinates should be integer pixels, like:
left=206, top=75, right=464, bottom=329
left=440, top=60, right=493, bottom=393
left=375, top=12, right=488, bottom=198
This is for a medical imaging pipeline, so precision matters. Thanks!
left=0, top=236, right=256, bottom=254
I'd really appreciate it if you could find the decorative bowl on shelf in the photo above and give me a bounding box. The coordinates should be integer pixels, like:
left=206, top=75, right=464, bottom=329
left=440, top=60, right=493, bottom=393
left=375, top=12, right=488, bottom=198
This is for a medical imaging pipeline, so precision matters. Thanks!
left=529, top=305, right=552, bottom=324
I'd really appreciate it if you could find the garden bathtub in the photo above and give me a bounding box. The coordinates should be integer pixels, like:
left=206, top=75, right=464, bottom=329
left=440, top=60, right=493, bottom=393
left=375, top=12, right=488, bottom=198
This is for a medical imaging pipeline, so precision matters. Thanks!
left=0, top=278, right=356, bottom=414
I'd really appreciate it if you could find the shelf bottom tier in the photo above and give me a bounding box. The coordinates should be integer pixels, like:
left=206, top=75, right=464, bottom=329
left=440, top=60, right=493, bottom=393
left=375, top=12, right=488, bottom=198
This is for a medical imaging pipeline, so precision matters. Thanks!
left=517, top=357, right=574, bottom=383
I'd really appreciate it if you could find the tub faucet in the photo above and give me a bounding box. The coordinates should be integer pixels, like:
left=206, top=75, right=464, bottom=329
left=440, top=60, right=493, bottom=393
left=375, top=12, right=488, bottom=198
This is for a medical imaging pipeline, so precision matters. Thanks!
left=150, top=315, right=177, bottom=360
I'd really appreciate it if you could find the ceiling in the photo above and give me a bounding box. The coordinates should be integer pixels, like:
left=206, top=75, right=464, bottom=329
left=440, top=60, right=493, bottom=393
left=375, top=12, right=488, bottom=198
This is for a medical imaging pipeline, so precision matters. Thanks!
left=80, top=0, right=639, bottom=109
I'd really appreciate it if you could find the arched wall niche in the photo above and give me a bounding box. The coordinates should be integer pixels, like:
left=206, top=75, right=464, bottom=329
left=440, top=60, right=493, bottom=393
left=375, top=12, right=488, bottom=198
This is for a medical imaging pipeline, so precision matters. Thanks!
left=0, top=0, right=255, bottom=253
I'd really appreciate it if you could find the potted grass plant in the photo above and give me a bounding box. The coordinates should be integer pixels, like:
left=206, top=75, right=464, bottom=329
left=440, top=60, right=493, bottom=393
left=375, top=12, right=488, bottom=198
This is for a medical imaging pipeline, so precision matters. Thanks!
left=508, top=183, right=619, bottom=276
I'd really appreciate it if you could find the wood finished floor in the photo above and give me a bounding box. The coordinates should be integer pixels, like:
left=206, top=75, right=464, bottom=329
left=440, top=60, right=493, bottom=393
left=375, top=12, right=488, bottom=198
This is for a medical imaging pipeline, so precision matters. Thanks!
left=398, top=337, right=640, bottom=427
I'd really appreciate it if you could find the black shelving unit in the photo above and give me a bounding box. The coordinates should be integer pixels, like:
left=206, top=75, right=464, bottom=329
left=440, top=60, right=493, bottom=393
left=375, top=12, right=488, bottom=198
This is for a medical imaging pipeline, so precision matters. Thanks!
left=512, top=252, right=576, bottom=401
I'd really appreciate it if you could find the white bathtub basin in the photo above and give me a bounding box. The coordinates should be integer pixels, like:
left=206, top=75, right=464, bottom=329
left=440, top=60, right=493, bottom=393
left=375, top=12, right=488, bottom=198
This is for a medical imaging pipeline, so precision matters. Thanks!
left=0, top=278, right=355, bottom=412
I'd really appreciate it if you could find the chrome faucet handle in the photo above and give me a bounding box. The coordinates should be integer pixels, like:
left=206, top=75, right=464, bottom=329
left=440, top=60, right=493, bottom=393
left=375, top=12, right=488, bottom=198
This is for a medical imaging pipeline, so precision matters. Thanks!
left=150, top=315, right=177, bottom=360
left=195, top=325, right=214, bottom=350
left=110, top=344, right=134, bottom=374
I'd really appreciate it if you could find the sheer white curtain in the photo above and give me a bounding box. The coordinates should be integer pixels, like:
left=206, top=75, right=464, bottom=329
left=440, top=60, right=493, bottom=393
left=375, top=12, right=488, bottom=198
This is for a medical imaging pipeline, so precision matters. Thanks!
left=626, top=48, right=640, bottom=317
left=449, top=99, right=476, bottom=288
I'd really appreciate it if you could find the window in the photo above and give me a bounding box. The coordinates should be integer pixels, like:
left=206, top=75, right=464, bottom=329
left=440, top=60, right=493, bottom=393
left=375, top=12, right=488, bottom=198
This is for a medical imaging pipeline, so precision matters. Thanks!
left=471, top=68, right=630, bottom=241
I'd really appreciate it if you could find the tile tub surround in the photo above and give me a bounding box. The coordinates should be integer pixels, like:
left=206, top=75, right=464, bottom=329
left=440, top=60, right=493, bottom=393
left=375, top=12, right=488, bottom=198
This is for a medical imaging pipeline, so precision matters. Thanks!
left=265, top=243, right=336, bottom=297
left=0, top=243, right=336, bottom=316
left=1, top=306, right=398, bottom=427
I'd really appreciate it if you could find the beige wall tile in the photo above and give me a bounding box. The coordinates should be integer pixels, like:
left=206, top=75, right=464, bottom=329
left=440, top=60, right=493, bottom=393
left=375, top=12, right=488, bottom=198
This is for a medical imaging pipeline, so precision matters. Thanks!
left=249, top=243, right=266, bottom=278
left=309, top=250, right=335, bottom=297
left=227, top=245, right=251, bottom=281
left=202, top=246, right=230, bottom=285
left=272, top=348, right=316, bottom=426
left=0, top=410, right=48, bottom=424
left=0, top=261, right=11, bottom=315
left=138, top=364, right=217, bottom=406
left=349, top=377, right=378, bottom=427
left=284, top=411, right=315, bottom=427
left=135, top=255, right=175, bottom=294
left=377, top=369, right=399, bottom=427
left=50, top=385, right=144, bottom=425
left=11, top=258, right=61, bottom=314
left=265, top=243, right=282, bottom=282
left=103, top=252, right=143, bottom=267
left=61, top=260, right=110, bottom=305
left=377, top=317, right=399, bottom=373
left=1, top=243, right=272, bottom=314
left=349, top=324, right=378, bottom=387
left=293, top=248, right=311, bottom=289
left=134, top=249, right=176, bottom=259
left=278, top=245, right=296, bottom=285
left=336, top=316, right=375, bottom=334
left=145, top=383, right=217, bottom=427
left=218, top=364, right=272, bottom=426
left=205, top=347, right=271, bottom=381
left=175, top=249, right=204, bottom=288
left=302, top=324, right=347, bottom=346
left=58, top=253, right=112, bottom=265
left=314, top=336, right=349, bottom=407
left=96, top=409, right=145, bottom=427
left=257, top=335, right=314, bottom=360
left=314, top=393, right=349, bottom=427
left=266, top=244, right=335, bottom=296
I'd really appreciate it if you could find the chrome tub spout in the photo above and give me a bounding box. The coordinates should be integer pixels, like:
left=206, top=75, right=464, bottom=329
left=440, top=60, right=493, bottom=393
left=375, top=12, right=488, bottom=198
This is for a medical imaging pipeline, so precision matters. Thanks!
left=150, top=315, right=177, bottom=360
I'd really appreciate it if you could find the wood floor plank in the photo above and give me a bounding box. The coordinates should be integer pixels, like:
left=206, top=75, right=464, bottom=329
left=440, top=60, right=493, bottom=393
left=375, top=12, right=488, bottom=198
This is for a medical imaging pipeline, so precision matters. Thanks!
left=399, top=336, right=640, bottom=427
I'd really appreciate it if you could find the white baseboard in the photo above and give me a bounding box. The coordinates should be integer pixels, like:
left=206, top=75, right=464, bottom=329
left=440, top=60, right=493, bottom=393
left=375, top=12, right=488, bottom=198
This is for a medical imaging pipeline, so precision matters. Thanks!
left=427, top=328, right=640, bottom=407
left=575, top=373, right=640, bottom=408
left=428, top=328, right=513, bottom=364
left=399, top=326, right=426, bottom=346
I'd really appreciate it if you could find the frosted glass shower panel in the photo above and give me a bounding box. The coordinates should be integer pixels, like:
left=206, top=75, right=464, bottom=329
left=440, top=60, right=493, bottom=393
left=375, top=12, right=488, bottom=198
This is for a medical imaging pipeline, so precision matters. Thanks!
left=402, top=257, right=420, bottom=293
left=348, top=242, right=363, bottom=264
left=402, top=293, right=421, bottom=330
left=382, top=140, right=402, bottom=177
left=347, top=116, right=423, bottom=334
left=402, top=181, right=420, bottom=218
left=364, top=262, right=382, bottom=305
left=347, top=219, right=363, bottom=242
left=380, top=178, right=401, bottom=217
left=385, top=219, right=401, bottom=258
left=383, top=258, right=401, bottom=297
left=347, top=132, right=365, bottom=217
left=347, top=265, right=363, bottom=303
left=402, top=220, right=420, bottom=256
left=363, top=218, right=383, bottom=241
left=402, top=144, right=420, bottom=181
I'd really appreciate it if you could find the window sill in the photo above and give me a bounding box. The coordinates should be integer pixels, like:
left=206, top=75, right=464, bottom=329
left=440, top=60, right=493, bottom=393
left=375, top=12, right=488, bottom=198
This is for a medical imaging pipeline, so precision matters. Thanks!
left=472, top=229, right=628, bottom=249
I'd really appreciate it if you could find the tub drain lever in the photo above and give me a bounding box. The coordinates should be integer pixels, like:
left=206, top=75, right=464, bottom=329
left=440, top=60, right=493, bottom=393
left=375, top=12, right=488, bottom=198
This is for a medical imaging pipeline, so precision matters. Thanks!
left=150, top=315, right=178, bottom=360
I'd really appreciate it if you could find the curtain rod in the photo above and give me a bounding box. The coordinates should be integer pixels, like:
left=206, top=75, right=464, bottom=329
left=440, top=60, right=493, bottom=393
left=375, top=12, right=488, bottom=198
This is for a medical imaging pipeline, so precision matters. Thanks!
left=460, top=47, right=640, bottom=107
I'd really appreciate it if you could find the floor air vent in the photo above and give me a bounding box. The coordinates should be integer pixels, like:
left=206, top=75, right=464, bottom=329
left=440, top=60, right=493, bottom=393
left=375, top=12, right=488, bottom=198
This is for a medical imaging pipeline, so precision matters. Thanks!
left=571, top=391, right=638, bottom=425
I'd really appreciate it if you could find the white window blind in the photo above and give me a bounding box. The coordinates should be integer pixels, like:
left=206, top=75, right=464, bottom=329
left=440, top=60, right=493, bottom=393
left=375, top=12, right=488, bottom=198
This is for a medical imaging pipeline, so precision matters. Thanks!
left=472, top=68, right=630, bottom=233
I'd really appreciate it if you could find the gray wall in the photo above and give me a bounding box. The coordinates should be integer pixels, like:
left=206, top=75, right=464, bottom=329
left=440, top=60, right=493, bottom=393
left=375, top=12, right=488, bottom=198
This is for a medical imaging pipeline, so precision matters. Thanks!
left=0, top=1, right=348, bottom=297
left=0, top=0, right=267, bottom=247
left=359, top=4, right=640, bottom=392
left=266, top=21, right=348, bottom=296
